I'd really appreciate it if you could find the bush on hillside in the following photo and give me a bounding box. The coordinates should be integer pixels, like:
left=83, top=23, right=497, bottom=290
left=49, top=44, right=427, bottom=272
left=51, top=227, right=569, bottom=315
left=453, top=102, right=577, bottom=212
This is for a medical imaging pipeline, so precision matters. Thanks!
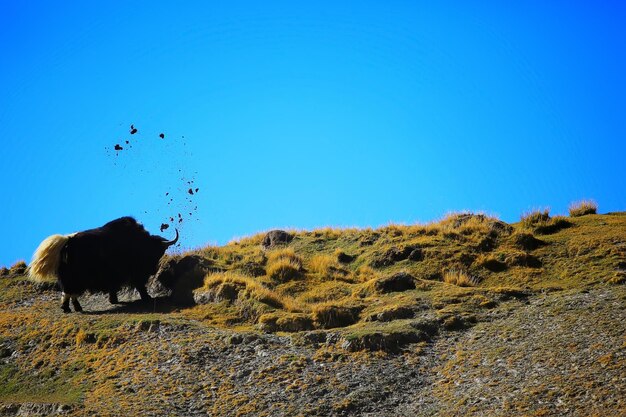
left=569, top=200, right=597, bottom=217
left=443, top=269, right=479, bottom=287
left=521, top=209, right=551, bottom=227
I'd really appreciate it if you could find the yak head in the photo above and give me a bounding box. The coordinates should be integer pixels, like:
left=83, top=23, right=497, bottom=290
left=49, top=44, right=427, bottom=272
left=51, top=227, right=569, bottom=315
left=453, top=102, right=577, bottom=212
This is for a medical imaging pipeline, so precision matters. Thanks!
left=144, top=229, right=179, bottom=275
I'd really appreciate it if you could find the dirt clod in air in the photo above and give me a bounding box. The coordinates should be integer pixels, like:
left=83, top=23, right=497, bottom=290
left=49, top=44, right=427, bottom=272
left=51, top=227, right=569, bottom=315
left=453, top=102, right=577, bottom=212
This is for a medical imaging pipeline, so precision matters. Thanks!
left=195, top=188, right=199, bottom=193
left=115, top=144, right=123, bottom=151
left=188, top=188, right=194, bottom=195
left=160, top=223, right=170, bottom=232
left=130, top=125, right=138, bottom=135
left=159, top=133, right=165, bottom=139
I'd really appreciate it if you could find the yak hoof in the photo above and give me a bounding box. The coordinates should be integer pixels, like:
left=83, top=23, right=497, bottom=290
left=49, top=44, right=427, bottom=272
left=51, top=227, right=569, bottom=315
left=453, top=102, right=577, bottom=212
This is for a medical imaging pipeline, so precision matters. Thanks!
left=62, top=306, right=71, bottom=313
left=71, top=297, right=83, bottom=312
left=137, top=288, right=152, bottom=302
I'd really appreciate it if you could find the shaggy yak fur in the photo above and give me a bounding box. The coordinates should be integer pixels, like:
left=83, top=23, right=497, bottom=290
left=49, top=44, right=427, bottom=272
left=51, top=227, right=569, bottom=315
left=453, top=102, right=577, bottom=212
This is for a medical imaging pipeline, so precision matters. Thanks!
left=29, top=217, right=178, bottom=312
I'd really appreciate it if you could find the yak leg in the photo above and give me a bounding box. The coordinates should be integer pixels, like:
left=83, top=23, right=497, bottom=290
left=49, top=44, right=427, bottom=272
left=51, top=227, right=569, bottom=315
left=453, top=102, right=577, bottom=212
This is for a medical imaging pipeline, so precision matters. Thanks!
left=136, top=286, right=152, bottom=302
left=71, top=295, right=83, bottom=312
left=61, top=293, right=71, bottom=313
left=108, top=291, right=119, bottom=304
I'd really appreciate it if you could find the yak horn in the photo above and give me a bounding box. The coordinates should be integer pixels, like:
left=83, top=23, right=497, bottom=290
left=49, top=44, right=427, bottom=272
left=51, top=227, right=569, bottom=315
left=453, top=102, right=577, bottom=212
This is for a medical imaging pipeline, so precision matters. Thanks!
left=164, top=228, right=179, bottom=247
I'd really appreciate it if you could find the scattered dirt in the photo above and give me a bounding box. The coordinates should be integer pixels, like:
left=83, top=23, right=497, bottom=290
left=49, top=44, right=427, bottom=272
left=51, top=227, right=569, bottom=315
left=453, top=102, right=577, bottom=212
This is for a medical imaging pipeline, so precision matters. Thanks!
left=106, top=125, right=201, bottom=243
left=160, top=223, right=170, bottom=232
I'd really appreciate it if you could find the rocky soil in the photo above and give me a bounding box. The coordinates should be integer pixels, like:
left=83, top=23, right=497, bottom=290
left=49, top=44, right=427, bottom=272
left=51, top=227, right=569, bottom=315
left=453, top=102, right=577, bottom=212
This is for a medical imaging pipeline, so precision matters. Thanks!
left=0, top=285, right=624, bottom=416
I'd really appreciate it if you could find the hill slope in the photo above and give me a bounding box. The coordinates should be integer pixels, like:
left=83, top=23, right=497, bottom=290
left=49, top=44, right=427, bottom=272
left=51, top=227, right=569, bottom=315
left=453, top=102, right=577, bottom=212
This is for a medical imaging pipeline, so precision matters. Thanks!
left=0, top=211, right=625, bottom=416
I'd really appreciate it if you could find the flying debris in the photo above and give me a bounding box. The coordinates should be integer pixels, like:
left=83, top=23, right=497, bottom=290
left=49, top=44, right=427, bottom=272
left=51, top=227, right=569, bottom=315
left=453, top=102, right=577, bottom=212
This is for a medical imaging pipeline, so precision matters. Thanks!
left=107, top=125, right=200, bottom=244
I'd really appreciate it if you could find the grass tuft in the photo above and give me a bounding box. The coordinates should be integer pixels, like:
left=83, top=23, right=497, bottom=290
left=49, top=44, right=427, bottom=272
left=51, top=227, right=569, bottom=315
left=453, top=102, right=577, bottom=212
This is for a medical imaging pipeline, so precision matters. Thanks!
left=200, top=271, right=300, bottom=312
left=9, top=260, right=27, bottom=276
left=257, top=312, right=314, bottom=332
left=534, top=215, right=571, bottom=235
left=476, top=254, right=507, bottom=272
left=266, top=259, right=302, bottom=282
left=521, top=208, right=550, bottom=227
left=353, top=266, right=378, bottom=283
left=443, top=269, right=479, bottom=287
left=308, top=254, right=349, bottom=281
left=569, top=200, right=597, bottom=217
left=311, top=303, right=360, bottom=328
left=266, top=248, right=303, bottom=282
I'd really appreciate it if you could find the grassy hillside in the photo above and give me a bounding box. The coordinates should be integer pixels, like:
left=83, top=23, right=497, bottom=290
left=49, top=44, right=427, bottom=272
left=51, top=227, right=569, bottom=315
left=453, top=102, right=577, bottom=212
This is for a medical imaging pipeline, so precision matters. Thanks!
left=0, top=207, right=624, bottom=416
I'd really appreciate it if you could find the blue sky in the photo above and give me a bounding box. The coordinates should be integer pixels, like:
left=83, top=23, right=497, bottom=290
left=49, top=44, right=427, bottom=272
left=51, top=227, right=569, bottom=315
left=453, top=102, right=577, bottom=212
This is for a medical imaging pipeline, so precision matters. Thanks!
left=1, top=1, right=624, bottom=266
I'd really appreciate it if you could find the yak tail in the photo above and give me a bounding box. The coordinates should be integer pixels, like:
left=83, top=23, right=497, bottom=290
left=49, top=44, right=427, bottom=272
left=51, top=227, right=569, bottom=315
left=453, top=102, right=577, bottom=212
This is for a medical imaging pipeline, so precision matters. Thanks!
left=28, top=234, right=70, bottom=283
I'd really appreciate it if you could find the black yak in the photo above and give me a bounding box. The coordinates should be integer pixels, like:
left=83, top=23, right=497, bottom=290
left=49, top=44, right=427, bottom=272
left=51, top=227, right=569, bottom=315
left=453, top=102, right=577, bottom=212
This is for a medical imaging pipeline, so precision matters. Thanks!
left=28, top=217, right=178, bottom=312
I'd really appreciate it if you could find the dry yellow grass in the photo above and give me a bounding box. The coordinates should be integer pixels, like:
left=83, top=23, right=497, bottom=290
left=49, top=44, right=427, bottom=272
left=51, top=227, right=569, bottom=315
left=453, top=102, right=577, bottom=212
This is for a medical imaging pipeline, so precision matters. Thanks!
left=308, top=254, right=337, bottom=275
left=201, top=271, right=301, bottom=312
left=267, top=247, right=302, bottom=267
left=443, top=269, right=478, bottom=287
left=475, top=253, right=507, bottom=272
left=436, top=212, right=502, bottom=237
left=257, top=312, right=313, bottom=332
left=75, top=328, right=88, bottom=346
left=312, top=227, right=343, bottom=239
left=569, top=200, right=597, bottom=217
left=295, top=281, right=353, bottom=304
left=310, top=302, right=359, bottom=328
left=266, top=259, right=302, bottom=282
left=353, top=265, right=379, bottom=283
left=227, top=232, right=266, bottom=246
left=265, top=248, right=304, bottom=281
left=266, top=248, right=303, bottom=282
left=521, top=208, right=551, bottom=227
left=379, top=223, right=406, bottom=237
left=307, top=254, right=350, bottom=281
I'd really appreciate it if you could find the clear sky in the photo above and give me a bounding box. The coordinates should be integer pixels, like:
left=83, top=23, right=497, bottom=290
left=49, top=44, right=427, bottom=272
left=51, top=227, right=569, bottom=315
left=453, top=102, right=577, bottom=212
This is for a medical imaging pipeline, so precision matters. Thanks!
left=1, top=1, right=625, bottom=266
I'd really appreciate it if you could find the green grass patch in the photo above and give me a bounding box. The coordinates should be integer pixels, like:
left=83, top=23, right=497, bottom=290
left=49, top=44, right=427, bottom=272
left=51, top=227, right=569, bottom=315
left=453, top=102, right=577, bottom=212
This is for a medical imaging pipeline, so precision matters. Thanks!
left=0, top=363, right=85, bottom=405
